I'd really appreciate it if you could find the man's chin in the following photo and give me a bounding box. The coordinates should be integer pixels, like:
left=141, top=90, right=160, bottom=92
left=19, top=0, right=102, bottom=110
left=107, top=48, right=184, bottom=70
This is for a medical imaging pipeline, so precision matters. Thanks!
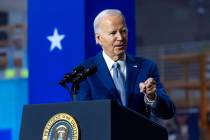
left=119, top=49, right=126, bottom=54
left=114, top=52, right=125, bottom=59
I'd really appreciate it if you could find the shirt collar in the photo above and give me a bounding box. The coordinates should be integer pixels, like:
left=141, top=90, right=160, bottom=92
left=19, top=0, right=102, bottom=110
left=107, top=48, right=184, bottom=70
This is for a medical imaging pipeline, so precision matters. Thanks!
left=102, top=51, right=126, bottom=71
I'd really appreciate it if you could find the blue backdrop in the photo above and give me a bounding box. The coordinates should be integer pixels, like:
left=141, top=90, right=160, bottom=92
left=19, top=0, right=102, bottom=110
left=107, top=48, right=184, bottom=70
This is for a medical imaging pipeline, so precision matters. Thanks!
left=28, top=0, right=85, bottom=103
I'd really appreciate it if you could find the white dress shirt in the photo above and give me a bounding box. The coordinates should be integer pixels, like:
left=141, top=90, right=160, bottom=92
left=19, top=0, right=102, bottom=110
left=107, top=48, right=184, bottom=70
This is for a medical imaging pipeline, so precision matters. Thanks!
left=102, top=51, right=126, bottom=80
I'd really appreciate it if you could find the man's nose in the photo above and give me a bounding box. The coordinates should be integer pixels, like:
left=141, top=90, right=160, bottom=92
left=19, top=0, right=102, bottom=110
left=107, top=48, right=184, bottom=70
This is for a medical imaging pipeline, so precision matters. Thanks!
left=116, top=32, right=123, bottom=40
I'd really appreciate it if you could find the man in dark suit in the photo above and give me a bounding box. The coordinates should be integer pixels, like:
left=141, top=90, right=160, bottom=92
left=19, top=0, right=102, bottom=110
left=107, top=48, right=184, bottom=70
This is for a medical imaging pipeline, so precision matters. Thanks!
left=77, top=9, right=175, bottom=119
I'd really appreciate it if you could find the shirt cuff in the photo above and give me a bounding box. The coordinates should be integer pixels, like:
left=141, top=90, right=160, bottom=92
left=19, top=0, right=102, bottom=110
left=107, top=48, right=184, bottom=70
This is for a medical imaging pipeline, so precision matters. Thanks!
left=144, top=93, right=157, bottom=108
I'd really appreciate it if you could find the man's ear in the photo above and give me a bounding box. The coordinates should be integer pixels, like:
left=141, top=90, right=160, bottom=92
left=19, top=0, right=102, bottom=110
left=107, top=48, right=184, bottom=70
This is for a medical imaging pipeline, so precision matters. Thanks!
left=95, top=33, right=100, bottom=44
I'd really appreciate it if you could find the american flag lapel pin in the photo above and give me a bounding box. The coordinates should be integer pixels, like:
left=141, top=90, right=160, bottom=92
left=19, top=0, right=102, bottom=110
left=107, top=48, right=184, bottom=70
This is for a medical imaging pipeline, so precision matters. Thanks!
left=133, top=65, right=138, bottom=68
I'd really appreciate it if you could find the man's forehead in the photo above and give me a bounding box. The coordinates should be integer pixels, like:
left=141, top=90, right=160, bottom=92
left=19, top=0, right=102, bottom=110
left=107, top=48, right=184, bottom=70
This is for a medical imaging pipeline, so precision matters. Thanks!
left=100, top=15, right=125, bottom=26
left=101, top=14, right=123, bottom=21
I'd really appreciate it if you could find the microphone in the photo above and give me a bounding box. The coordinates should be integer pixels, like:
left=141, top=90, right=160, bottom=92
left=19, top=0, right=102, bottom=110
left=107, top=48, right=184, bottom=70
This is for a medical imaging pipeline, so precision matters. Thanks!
left=59, top=64, right=97, bottom=99
left=83, top=65, right=97, bottom=77
left=72, top=65, right=97, bottom=83
left=63, top=65, right=85, bottom=82
left=59, top=79, right=71, bottom=92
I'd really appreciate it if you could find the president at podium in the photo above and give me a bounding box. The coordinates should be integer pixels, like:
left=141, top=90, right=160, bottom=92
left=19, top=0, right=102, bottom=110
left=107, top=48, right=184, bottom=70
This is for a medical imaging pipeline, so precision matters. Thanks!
left=76, top=9, right=175, bottom=119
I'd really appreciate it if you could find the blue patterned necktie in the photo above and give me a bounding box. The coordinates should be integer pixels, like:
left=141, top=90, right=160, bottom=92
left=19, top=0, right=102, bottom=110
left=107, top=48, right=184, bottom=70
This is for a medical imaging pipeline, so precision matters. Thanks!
left=112, top=62, right=127, bottom=106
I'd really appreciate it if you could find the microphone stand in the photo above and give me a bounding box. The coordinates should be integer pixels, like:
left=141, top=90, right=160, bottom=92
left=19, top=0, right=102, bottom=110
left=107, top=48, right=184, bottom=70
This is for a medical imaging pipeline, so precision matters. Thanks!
left=71, top=82, right=80, bottom=101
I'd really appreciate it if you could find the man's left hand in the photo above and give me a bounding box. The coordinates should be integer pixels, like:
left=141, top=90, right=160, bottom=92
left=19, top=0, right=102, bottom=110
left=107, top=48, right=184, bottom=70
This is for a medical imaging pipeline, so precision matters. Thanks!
left=139, top=77, right=156, bottom=100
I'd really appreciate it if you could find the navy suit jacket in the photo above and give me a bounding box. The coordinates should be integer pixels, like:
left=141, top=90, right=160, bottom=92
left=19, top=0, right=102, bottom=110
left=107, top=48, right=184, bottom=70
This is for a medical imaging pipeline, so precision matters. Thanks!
left=77, top=52, right=175, bottom=119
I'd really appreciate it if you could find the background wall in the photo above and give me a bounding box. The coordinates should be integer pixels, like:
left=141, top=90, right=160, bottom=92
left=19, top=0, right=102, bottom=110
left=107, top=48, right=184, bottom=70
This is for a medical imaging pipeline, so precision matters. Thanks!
left=0, top=0, right=27, bottom=139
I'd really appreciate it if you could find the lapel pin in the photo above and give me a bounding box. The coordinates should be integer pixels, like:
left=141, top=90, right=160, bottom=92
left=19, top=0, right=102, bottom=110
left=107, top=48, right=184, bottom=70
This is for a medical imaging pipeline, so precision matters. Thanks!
left=133, top=65, right=138, bottom=68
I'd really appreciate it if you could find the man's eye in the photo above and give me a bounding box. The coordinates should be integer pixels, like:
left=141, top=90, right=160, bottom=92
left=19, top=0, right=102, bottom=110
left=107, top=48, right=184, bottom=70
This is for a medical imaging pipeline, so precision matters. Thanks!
left=121, top=29, right=127, bottom=33
left=110, top=31, right=116, bottom=35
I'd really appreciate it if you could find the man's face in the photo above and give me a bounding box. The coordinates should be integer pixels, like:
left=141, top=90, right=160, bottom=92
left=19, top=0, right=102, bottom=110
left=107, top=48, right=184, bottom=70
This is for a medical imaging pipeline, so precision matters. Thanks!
left=95, top=15, right=128, bottom=61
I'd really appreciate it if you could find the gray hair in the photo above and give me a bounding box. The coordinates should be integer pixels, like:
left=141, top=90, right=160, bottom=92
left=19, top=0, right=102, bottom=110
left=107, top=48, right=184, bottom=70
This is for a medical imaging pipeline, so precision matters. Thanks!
left=93, top=9, right=127, bottom=34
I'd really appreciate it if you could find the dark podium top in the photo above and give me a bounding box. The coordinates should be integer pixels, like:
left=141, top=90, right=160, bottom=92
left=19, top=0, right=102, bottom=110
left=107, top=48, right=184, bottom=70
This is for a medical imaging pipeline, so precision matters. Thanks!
left=20, top=100, right=168, bottom=140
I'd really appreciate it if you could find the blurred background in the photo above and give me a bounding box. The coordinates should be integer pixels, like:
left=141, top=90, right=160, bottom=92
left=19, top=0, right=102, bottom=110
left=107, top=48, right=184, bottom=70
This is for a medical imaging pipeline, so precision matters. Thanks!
left=0, top=0, right=210, bottom=140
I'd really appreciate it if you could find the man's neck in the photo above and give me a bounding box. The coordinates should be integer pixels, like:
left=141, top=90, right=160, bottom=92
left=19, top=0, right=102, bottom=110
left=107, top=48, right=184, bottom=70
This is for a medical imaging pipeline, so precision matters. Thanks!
left=103, top=51, right=125, bottom=62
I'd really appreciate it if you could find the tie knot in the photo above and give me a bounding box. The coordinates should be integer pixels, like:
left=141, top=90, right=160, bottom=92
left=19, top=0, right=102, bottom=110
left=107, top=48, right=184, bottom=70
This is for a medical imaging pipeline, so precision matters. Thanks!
left=113, top=62, right=120, bottom=69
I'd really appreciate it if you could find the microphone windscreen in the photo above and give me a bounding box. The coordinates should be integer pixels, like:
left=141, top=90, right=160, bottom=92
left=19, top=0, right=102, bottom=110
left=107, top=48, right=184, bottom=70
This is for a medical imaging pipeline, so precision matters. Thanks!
left=72, top=65, right=85, bottom=74
left=85, top=65, right=97, bottom=76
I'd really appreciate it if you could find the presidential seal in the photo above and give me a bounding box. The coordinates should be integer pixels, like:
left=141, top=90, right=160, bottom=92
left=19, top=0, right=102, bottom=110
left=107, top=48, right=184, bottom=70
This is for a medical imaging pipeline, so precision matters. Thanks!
left=42, top=113, right=79, bottom=140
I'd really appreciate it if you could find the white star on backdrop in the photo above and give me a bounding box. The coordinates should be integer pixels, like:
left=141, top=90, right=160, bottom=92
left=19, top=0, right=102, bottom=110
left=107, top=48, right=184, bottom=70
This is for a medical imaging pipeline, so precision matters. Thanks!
left=47, top=28, right=65, bottom=51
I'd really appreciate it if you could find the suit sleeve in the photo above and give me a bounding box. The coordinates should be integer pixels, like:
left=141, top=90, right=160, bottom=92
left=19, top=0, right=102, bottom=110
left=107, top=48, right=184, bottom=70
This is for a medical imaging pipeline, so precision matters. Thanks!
left=149, top=62, right=176, bottom=119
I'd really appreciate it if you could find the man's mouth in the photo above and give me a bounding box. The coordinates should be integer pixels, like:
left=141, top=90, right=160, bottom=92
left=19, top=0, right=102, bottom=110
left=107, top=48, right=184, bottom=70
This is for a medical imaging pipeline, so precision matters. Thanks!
left=115, top=44, right=127, bottom=48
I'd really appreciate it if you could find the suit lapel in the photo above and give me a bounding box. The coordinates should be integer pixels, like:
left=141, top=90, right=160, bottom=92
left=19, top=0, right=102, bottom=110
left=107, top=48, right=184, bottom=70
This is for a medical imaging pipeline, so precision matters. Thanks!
left=95, top=53, right=116, bottom=92
left=126, top=55, right=141, bottom=99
